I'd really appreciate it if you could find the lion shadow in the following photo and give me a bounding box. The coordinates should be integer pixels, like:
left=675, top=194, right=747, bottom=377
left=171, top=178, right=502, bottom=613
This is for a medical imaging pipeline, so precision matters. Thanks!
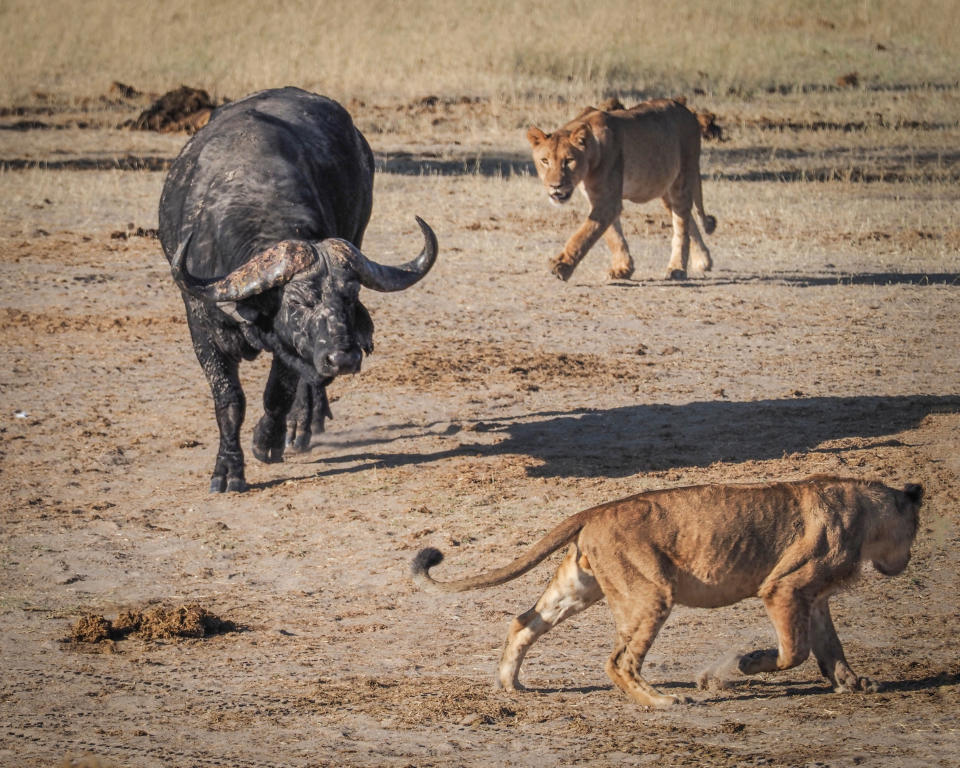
left=513, top=669, right=958, bottom=701
left=607, top=271, right=960, bottom=288
left=290, top=393, right=958, bottom=482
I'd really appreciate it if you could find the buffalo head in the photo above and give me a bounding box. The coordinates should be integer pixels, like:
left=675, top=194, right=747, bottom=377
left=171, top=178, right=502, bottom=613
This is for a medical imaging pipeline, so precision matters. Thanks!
left=170, top=217, right=437, bottom=382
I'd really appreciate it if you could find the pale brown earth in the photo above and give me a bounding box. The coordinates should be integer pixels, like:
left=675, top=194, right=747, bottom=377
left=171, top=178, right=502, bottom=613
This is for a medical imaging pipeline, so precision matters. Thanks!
left=1, top=92, right=959, bottom=767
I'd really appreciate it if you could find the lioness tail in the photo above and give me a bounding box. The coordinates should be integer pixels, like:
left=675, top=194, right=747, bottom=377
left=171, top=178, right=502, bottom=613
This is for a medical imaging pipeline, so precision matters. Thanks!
left=411, top=509, right=592, bottom=593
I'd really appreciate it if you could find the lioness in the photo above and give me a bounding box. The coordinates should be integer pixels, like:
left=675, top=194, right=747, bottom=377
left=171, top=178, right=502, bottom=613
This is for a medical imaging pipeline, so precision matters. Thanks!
left=527, top=97, right=716, bottom=281
left=412, top=476, right=922, bottom=708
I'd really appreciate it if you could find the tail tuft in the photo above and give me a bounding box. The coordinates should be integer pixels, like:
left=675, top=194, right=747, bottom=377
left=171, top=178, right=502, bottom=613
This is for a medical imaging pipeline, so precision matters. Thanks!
left=703, top=214, right=717, bottom=235
left=411, top=547, right=444, bottom=578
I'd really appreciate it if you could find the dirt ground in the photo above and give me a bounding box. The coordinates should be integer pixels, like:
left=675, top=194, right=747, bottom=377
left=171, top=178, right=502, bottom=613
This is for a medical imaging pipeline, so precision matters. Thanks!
left=1, top=93, right=959, bottom=767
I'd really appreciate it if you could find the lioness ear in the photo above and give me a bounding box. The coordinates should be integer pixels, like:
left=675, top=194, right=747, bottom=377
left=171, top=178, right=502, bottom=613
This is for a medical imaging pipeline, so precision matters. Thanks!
left=903, top=483, right=923, bottom=504
left=570, top=124, right=591, bottom=149
left=527, top=126, right=547, bottom=146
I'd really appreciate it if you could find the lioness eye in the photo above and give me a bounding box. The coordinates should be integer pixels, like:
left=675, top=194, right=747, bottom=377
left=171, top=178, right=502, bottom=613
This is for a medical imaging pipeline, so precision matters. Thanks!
left=540, top=157, right=550, bottom=166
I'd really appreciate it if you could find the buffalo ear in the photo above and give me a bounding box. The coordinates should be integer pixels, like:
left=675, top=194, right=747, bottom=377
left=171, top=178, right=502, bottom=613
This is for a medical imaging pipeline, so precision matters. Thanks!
left=355, top=301, right=374, bottom=355
left=570, top=124, right=591, bottom=149
left=527, top=126, right=547, bottom=147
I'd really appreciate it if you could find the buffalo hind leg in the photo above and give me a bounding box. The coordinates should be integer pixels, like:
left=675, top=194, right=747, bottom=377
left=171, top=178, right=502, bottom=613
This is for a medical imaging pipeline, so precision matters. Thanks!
left=498, top=545, right=603, bottom=691
left=252, top=357, right=299, bottom=464
left=605, top=587, right=687, bottom=708
left=811, top=600, right=879, bottom=692
left=286, top=380, right=333, bottom=453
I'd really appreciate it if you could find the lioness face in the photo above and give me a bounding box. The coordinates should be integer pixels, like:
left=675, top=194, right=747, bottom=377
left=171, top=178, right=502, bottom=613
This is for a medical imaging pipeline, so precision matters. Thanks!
left=527, top=125, right=589, bottom=206
left=868, top=483, right=923, bottom=576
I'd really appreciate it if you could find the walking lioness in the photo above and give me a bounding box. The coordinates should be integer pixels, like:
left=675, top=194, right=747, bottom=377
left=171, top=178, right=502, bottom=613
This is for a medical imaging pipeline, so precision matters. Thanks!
left=412, top=476, right=923, bottom=708
left=528, top=97, right=715, bottom=281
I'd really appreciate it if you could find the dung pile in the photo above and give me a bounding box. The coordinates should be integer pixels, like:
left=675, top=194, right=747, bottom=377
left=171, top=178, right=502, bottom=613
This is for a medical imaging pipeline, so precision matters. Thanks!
left=130, top=85, right=217, bottom=133
left=68, top=603, right=237, bottom=644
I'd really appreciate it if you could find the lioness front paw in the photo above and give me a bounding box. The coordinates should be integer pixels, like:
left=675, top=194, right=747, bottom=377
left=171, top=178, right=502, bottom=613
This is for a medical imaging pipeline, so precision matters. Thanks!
left=608, top=264, right=634, bottom=280
left=549, top=256, right=576, bottom=281
left=495, top=676, right=525, bottom=693
left=835, top=676, right=881, bottom=694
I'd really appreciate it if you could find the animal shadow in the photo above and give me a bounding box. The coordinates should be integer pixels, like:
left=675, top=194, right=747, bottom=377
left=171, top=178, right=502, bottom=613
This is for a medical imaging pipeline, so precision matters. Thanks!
left=301, top=393, right=958, bottom=481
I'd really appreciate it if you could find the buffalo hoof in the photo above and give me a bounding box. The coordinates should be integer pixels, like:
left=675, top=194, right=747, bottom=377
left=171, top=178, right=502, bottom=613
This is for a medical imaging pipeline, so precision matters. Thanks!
left=252, top=442, right=284, bottom=463
left=665, top=268, right=687, bottom=280
left=286, top=431, right=312, bottom=454
left=253, top=416, right=285, bottom=463
left=549, top=257, right=576, bottom=281
left=210, top=475, right=248, bottom=493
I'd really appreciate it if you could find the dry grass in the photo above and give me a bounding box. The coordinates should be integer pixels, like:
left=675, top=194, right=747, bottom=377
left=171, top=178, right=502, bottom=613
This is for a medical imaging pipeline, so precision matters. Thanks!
left=2, top=0, right=958, bottom=105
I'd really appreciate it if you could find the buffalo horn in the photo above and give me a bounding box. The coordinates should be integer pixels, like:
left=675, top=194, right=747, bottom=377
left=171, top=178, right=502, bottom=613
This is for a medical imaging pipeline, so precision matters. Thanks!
left=170, top=233, right=319, bottom=302
left=325, top=216, right=438, bottom=293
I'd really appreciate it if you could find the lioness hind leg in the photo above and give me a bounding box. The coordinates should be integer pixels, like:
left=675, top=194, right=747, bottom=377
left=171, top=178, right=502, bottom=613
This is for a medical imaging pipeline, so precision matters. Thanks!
left=602, top=217, right=634, bottom=280
left=605, top=590, right=688, bottom=708
left=811, top=601, right=879, bottom=693
left=497, top=545, right=603, bottom=691
left=663, top=201, right=691, bottom=280
left=687, top=218, right=713, bottom=275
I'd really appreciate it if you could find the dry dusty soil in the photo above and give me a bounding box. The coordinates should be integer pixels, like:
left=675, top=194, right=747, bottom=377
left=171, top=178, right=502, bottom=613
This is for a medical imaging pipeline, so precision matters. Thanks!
left=1, top=93, right=959, bottom=767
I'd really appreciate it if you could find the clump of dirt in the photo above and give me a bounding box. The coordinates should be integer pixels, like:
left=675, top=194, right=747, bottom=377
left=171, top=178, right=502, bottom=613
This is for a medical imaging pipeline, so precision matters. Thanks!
left=837, top=71, right=860, bottom=88
left=68, top=604, right=237, bottom=644
left=70, top=614, right=114, bottom=643
left=110, top=226, right=159, bottom=240
left=130, top=85, right=217, bottom=133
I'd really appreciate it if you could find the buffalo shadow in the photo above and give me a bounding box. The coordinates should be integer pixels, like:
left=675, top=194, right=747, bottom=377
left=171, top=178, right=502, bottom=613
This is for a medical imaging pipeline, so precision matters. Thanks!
left=302, top=394, right=958, bottom=481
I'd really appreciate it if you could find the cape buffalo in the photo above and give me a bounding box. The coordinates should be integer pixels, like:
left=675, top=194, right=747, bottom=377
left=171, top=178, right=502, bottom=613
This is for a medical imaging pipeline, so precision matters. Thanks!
left=158, top=87, right=438, bottom=492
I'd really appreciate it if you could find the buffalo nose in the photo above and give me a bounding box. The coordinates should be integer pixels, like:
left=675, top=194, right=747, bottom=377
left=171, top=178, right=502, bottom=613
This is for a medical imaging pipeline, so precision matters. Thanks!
left=325, top=349, right=361, bottom=373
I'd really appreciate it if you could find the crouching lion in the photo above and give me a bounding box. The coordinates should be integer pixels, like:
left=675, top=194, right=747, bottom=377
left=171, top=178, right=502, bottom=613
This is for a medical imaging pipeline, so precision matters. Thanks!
left=411, top=475, right=923, bottom=709
left=528, top=97, right=716, bottom=281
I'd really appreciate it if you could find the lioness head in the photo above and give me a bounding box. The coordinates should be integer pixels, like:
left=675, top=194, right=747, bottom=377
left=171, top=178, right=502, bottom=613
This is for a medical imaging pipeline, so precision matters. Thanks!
left=865, top=483, right=923, bottom=576
left=527, top=124, right=592, bottom=206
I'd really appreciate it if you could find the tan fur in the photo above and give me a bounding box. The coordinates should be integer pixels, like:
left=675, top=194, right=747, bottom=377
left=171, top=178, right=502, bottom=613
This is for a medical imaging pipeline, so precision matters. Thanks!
left=527, top=98, right=716, bottom=281
left=412, top=476, right=922, bottom=709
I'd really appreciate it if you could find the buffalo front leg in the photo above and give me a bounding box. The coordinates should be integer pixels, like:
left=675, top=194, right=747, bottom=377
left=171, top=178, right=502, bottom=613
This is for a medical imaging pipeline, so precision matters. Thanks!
left=252, top=356, right=299, bottom=464
left=605, top=587, right=686, bottom=708
left=186, top=315, right=247, bottom=493
left=497, top=545, right=603, bottom=691
left=811, top=600, right=879, bottom=693
left=286, top=379, right=334, bottom=453
left=602, top=216, right=634, bottom=280
left=550, top=202, right=621, bottom=281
